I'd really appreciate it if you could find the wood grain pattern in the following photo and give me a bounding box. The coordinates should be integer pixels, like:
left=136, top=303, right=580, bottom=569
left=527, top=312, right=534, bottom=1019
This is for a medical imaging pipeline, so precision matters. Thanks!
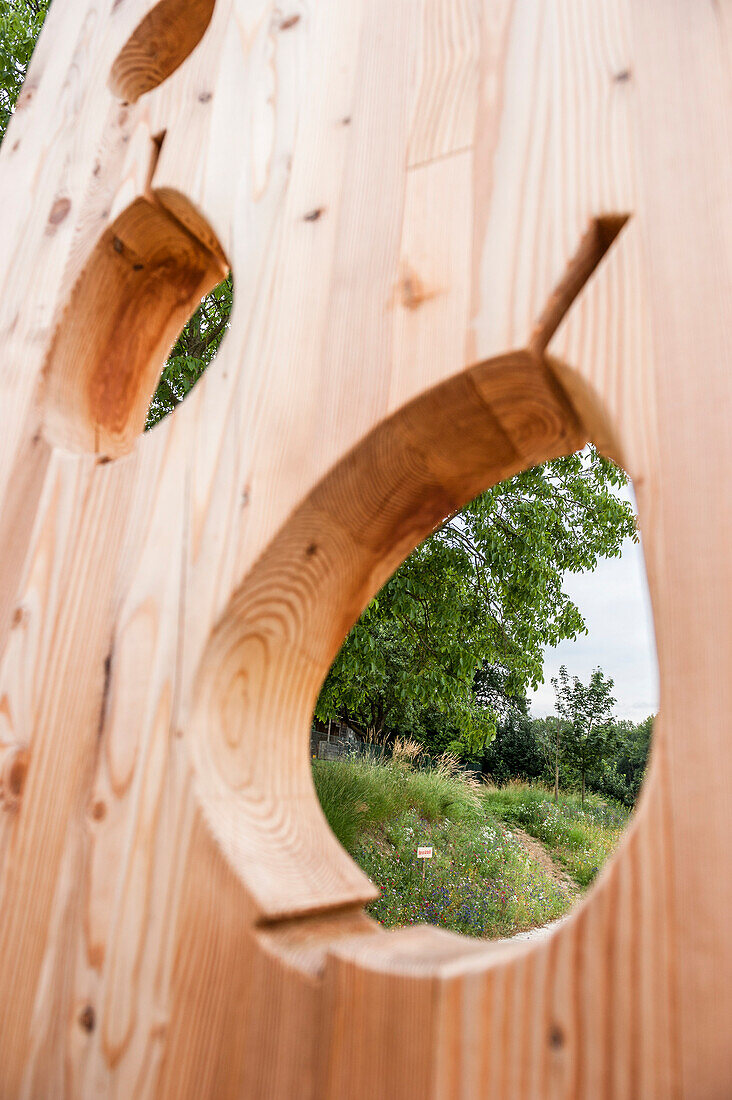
left=109, top=0, right=217, bottom=103
left=0, top=0, right=728, bottom=1096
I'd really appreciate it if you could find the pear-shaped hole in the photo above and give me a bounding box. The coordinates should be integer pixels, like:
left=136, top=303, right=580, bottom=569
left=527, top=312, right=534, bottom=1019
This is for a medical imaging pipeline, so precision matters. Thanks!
left=109, top=0, right=216, bottom=104
left=312, top=453, right=658, bottom=941
left=190, top=350, right=658, bottom=925
left=43, top=191, right=230, bottom=458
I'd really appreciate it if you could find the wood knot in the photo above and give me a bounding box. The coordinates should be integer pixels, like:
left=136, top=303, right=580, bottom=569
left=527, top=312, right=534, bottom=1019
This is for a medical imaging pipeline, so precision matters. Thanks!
left=304, top=207, right=324, bottom=222
left=398, top=266, right=438, bottom=311
left=548, top=1023, right=565, bottom=1050
left=90, top=799, right=107, bottom=822
left=1, top=746, right=29, bottom=811
left=78, top=1005, right=96, bottom=1033
left=279, top=13, right=301, bottom=30
left=16, top=85, right=36, bottom=110
left=48, top=197, right=71, bottom=227
left=198, top=91, right=212, bottom=103
left=613, top=68, right=631, bottom=83
left=306, top=543, right=318, bottom=557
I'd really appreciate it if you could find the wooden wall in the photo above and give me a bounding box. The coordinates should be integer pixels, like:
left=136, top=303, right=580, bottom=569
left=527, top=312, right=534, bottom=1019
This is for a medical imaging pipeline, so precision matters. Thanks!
left=0, top=0, right=729, bottom=1095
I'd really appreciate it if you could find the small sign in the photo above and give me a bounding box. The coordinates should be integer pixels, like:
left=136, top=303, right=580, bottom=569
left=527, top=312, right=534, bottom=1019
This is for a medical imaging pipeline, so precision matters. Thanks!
left=417, top=846, right=433, bottom=859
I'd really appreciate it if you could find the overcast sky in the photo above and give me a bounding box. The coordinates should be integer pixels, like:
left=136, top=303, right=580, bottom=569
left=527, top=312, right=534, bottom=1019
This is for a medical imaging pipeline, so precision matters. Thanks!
left=528, top=492, right=659, bottom=723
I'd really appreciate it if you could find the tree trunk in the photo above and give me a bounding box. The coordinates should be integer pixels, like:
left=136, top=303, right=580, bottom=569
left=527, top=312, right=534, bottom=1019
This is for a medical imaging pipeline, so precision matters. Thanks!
left=581, top=769, right=585, bottom=809
left=554, top=723, right=559, bottom=804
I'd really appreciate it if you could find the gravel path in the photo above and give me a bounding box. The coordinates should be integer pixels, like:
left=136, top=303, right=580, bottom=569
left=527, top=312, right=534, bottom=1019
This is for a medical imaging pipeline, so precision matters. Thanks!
left=510, top=915, right=570, bottom=944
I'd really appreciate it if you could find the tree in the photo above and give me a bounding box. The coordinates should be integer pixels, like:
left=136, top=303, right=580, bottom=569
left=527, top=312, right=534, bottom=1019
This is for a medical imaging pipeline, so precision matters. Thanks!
left=317, top=452, right=635, bottom=757
left=552, top=665, right=616, bottom=807
left=529, top=715, right=574, bottom=803
left=591, top=715, right=653, bottom=806
left=480, top=694, right=545, bottom=786
left=536, top=715, right=563, bottom=804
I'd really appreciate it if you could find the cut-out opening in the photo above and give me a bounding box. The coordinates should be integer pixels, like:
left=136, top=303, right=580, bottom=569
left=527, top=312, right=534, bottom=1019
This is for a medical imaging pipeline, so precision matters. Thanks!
left=189, top=351, right=588, bottom=920
left=43, top=191, right=229, bottom=458
left=311, top=453, right=656, bottom=941
left=108, top=0, right=216, bottom=104
left=189, top=347, right=656, bottom=930
left=146, top=269, right=233, bottom=429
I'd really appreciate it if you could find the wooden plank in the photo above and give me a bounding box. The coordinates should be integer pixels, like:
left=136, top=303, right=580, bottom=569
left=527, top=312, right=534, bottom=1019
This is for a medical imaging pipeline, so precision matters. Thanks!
left=0, top=0, right=728, bottom=1095
left=407, top=0, right=481, bottom=168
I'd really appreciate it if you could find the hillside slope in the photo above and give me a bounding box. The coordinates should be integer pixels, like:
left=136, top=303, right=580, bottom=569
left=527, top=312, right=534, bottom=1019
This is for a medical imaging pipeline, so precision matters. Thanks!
left=314, top=755, right=628, bottom=939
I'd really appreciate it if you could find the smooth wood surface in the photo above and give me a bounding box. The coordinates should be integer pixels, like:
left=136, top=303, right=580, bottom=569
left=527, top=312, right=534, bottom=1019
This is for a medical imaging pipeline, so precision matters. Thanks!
left=0, top=0, right=729, bottom=1096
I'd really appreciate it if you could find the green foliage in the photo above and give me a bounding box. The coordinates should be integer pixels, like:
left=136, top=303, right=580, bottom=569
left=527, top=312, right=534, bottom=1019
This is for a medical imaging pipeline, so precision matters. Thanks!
left=0, top=0, right=50, bottom=146
left=484, top=781, right=629, bottom=887
left=589, top=715, right=653, bottom=806
left=552, top=664, right=616, bottom=806
left=313, top=755, right=572, bottom=938
left=481, top=704, right=652, bottom=808
left=312, top=747, right=481, bottom=850
left=317, top=452, right=636, bottom=756
left=146, top=273, right=234, bottom=427
left=481, top=696, right=545, bottom=786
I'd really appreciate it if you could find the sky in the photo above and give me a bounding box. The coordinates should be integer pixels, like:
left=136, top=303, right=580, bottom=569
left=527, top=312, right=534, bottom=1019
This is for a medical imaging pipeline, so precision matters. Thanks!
left=528, top=491, right=659, bottom=723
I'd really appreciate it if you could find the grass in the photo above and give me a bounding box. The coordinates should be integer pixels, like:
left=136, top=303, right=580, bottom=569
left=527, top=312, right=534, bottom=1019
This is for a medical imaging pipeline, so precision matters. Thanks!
left=483, top=781, right=630, bottom=887
left=312, top=743, right=480, bottom=850
left=313, top=748, right=575, bottom=938
left=352, top=808, right=569, bottom=938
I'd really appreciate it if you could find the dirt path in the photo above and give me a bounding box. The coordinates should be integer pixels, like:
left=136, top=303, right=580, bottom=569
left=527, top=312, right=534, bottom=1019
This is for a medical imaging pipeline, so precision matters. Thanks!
left=506, top=825, right=580, bottom=943
left=509, top=825, right=579, bottom=901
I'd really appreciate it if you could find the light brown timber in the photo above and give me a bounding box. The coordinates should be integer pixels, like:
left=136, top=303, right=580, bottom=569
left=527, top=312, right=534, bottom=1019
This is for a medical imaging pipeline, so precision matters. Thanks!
left=0, top=0, right=728, bottom=1097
